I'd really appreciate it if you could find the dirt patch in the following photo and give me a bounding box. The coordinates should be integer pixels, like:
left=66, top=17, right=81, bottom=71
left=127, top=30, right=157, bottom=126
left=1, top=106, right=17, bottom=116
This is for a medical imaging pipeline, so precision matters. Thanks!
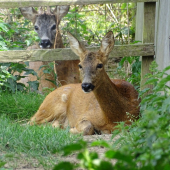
left=1, top=134, right=119, bottom=170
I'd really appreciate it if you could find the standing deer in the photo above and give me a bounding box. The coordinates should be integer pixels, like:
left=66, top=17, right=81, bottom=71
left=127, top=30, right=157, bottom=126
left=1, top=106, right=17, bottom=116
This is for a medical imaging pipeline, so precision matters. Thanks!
left=19, top=6, right=80, bottom=91
left=30, top=31, right=140, bottom=135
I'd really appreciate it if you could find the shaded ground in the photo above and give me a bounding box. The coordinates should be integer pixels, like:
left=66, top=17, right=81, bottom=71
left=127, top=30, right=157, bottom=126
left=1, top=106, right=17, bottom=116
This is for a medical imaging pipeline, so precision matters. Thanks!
left=1, top=134, right=119, bottom=170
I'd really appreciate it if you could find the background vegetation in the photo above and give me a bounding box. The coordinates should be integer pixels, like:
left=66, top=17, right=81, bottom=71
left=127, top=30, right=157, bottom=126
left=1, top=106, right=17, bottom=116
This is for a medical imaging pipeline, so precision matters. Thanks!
left=1, top=3, right=169, bottom=170
left=0, top=4, right=139, bottom=93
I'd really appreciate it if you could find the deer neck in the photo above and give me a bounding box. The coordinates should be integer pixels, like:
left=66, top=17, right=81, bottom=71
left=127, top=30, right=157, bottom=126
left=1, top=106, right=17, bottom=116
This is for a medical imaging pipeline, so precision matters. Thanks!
left=53, top=30, right=64, bottom=49
left=93, top=70, right=126, bottom=121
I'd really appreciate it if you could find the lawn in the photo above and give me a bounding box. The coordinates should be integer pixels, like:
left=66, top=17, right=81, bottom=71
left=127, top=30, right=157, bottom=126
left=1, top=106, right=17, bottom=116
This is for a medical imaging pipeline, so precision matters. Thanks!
left=0, top=92, right=81, bottom=169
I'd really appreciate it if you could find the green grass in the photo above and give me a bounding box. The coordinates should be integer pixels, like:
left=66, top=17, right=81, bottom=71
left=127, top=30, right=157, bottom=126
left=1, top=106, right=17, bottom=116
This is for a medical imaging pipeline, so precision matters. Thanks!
left=0, top=92, right=81, bottom=169
left=0, top=115, right=80, bottom=169
left=0, top=92, right=45, bottom=120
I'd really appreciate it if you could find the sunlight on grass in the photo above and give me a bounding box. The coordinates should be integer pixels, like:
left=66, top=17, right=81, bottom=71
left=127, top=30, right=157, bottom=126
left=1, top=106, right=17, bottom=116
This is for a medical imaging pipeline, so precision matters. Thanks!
left=0, top=115, right=81, bottom=169
left=0, top=92, right=45, bottom=120
left=0, top=91, right=81, bottom=168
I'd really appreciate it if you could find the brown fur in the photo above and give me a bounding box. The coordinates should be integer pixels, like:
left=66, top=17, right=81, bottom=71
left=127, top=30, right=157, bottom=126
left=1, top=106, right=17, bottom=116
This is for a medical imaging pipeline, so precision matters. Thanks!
left=30, top=31, right=140, bottom=135
left=19, top=6, right=80, bottom=91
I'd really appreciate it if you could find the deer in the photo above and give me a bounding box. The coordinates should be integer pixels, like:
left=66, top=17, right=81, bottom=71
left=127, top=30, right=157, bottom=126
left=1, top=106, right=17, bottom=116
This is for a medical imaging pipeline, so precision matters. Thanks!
left=19, top=6, right=80, bottom=91
left=29, top=31, right=140, bottom=135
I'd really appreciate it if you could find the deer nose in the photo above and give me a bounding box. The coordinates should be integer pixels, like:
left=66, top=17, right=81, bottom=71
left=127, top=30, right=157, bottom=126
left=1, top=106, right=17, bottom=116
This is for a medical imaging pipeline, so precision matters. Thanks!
left=39, top=39, right=52, bottom=48
left=81, top=83, right=95, bottom=93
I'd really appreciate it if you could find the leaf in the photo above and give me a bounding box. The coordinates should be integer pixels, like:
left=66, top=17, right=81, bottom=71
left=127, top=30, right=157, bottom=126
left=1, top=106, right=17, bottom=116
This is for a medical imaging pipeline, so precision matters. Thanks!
left=162, top=65, right=170, bottom=73
left=25, top=39, right=32, bottom=46
left=144, top=78, right=158, bottom=85
left=0, top=23, right=8, bottom=32
left=53, top=162, right=74, bottom=170
left=162, top=163, right=170, bottom=170
left=43, top=69, right=51, bottom=74
left=97, top=160, right=113, bottom=170
left=121, top=3, right=127, bottom=10
left=38, top=65, right=47, bottom=70
left=0, top=161, right=6, bottom=168
left=89, top=152, right=98, bottom=160
left=91, top=140, right=110, bottom=148
left=105, top=150, right=135, bottom=166
left=161, top=96, right=170, bottom=113
left=62, top=141, right=87, bottom=156
left=152, top=96, right=165, bottom=103
left=27, top=81, right=39, bottom=91
left=139, top=88, right=150, bottom=96
left=141, top=94, right=157, bottom=104
left=45, top=79, right=56, bottom=86
left=155, top=75, right=170, bottom=91
left=119, top=57, right=127, bottom=67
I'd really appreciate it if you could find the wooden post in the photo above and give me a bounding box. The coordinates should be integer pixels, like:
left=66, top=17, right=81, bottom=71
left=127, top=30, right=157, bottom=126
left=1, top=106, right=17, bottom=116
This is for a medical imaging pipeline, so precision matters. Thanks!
left=135, top=2, right=144, bottom=42
left=141, top=2, right=156, bottom=90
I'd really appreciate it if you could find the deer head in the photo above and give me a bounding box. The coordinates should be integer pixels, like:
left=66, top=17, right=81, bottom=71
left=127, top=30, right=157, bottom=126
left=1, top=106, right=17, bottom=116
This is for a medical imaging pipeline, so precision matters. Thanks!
left=67, top=31, right=115, bottom=93
left=20, top=6, right=69, bottom=48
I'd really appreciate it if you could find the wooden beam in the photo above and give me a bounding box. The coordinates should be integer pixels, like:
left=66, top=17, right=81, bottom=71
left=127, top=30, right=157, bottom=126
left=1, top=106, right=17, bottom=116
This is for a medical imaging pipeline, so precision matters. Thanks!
left=0, top=44, right=154, bottom=63
left=141, top=2, right=156, bottom=90
left=0, top=0, right=158, bottom=8
left=135, top=2, right=144, bottom=42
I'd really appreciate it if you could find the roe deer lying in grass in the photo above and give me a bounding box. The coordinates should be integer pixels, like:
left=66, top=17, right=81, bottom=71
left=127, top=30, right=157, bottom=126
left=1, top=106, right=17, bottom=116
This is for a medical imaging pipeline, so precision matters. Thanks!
left=19, top=6, right=80, bottom=91
left=30, top=31, right=140, bottom=135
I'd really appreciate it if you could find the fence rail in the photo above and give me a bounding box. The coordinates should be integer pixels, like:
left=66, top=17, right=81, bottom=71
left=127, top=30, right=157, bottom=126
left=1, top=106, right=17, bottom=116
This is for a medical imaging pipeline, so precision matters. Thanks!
left=0, top=0, right=157, bottom=8
left=0, top=44, right=154, bottom=63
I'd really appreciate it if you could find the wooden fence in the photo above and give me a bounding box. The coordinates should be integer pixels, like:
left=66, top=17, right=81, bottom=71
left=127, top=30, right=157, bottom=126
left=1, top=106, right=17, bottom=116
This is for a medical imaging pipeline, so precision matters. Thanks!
left=0, top=0, right=157, bottom=8
left=0, top=0, right=157, bottom=89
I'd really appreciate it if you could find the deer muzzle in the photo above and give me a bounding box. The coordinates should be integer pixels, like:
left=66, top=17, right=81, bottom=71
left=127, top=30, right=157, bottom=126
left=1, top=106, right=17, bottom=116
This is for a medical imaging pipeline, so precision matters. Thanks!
left=81, top=83, right=95, bottom=93
left=39, top=39, right=52, bottom=48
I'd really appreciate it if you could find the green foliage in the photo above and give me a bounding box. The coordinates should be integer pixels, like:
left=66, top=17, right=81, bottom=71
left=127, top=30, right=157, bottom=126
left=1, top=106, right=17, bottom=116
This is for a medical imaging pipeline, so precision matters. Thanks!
left=117, top=56, right=141, bottom=89
left=0, top=9, right=38, bottom=51
left=0, top=18, right=28, bottom=50
left=53, top=162, right=74, bottom=170
left=0, top=62, right=38, bottom=93
left=54, top=61, right=170, bottom=170
left=0, top=161, right=6, bottom=169
left=0, top=10, right=40, bottom=93
left=62, top=3, right=136, bottom=47
left=140, top=61, right=170, bottom=112
left=0, top=65, right=13, bottom=88
left=39, top=62, right=59, bottom=87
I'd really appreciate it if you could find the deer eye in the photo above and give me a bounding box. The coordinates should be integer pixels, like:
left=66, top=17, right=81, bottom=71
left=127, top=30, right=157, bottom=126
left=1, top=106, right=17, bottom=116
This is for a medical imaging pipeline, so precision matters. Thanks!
left=51, top=25, right=56, bottom=30
left=97, top=64, right=103, bottom=69
left=34, top=26, right=39, bottom=31
left=78, top=64, right=82, bottom=69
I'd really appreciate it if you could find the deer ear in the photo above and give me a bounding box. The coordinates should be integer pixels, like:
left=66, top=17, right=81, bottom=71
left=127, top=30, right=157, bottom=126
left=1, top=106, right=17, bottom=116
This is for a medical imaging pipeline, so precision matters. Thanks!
left=99, top=31, right=114, bottom=63
left=20, top=7, right=38, bottom=23
left=53, top=6, right=70, bottom=24
left=67, top=32, right=87, bottom=60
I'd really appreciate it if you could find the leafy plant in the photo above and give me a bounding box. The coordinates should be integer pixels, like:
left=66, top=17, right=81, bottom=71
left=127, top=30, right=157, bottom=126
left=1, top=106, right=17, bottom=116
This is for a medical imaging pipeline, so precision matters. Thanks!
left=0, top=65, right=13, bottom=88
left=0, top=62, right=38, bottom=93
left=116, top=56, right=141, bottom=89
left=39, top=62, right=59, bottom=87
left=140, top=61, right=170, bottom=112
left=62, top=3, right=136, bottom=47
left=0, top=9, right=38, bottom=51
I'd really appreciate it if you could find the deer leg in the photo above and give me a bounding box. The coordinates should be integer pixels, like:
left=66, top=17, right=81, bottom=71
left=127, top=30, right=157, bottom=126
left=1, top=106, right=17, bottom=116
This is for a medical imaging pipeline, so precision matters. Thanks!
left=70, top=120, right=94, bottom=136
left=52, top=120, right=60, bottom=128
